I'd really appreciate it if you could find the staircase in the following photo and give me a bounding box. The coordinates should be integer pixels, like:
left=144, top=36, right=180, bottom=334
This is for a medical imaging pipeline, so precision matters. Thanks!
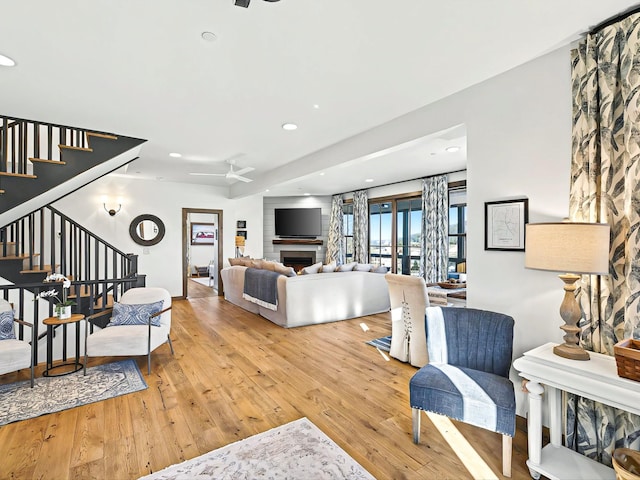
left=0, top=115, right=148, bottom=365
left=0, top=115, right=146, bottom=228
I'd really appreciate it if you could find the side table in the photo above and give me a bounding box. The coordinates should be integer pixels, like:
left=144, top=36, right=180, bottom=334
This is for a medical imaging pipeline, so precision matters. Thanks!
left=43, top=313, right=86, bottom=377
left=513, top=342, right=640, bottom=479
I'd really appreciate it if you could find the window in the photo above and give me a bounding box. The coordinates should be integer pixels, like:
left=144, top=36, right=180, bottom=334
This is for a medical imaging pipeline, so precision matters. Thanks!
left=448, top=187, right=467, bottom=273
left=342, top=203, right=354, bottom=262
left=369, top=202, right=393, bottom=269
left=396, top=198, right=422, bottom=275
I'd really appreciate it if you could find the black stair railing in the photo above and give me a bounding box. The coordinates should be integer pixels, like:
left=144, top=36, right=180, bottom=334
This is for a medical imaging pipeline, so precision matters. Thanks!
left=0, top=115, right=89, bottom=177
left=0, top=205, right=137, bottom=285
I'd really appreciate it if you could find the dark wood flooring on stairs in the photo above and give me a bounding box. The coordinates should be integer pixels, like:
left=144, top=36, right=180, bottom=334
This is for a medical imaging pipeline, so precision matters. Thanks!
left=0, top=295, right=539, bottom=479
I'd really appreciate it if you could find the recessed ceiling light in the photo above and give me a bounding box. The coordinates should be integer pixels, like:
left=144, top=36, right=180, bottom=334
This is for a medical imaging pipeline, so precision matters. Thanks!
left=169, top=152, right=182, bottom=158
left=319, top=172, right=325, bottom=176
left=265, top=189, right=270, bottom=192
left=445, top=146, right=460, bottom=153
left=282, top=123, right=298, bottom=131
left=0, top=53, right=16, bottom=67
left=313, top=104, right=320, bottom=109
left=365, top=178, right=374, bottom=183
left=201, top=31, right=217, bottom=42
left=304, top=193, right=310, bottom=196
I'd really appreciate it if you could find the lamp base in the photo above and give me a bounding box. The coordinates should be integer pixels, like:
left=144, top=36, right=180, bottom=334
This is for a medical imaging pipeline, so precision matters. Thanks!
left=553, top=343, right=590, bottom=361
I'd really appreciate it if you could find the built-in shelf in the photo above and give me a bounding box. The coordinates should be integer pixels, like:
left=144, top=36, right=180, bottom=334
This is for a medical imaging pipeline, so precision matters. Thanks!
left=272, top=239, right=323, bottom=245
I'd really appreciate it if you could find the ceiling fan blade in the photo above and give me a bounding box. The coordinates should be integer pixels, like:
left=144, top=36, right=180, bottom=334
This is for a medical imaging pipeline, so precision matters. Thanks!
left=233, top=166, right=254, bottom=176
left=189, top=172, right=226, bottom=176
left=235, top=175, right=253, bottom=183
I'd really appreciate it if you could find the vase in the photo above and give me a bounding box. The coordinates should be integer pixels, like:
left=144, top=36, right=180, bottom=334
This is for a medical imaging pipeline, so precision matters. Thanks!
left=57, top=305, right=72, bottom=319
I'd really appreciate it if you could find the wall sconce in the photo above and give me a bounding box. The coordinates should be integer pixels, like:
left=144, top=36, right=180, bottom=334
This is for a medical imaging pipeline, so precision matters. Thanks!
left=102, top=196, right=122, bottom=216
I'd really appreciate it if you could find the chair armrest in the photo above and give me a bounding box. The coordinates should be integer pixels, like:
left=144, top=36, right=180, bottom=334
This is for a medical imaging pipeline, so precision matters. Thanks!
left=149, top=306, right=172, bottom=320
left=86, top=309, right=113, bottom=324
left=13, top=318, right=33, bottom=328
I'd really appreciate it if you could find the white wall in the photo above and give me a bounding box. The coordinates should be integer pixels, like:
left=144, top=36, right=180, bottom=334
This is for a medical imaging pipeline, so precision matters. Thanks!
left=54, top=44, right=573, bottom=418
left=53, top=175, right=264, bottom=297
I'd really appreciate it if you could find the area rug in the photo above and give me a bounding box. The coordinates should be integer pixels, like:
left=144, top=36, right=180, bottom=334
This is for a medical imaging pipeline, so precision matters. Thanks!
left=366, top=335, right=391, bottom=352
left=139, top=417, right=376, bottom=480
left=190, top=277, right=213, bottom=287
left=0, top=359, right=147, bottom=426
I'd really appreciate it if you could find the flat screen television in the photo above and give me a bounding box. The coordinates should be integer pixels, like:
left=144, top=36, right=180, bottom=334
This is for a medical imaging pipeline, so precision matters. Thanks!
left=274, top=208, right=322, bottom=237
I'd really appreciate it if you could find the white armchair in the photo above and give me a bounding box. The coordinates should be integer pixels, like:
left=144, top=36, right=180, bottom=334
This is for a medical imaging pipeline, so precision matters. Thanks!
left=0, top=299, right=35, bottom=387
left=84, top=287, right=174, bottom=374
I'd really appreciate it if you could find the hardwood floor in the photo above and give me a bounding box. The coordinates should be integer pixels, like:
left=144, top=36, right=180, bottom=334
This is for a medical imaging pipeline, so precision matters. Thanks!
left=0, top=295, right=535, bottom=479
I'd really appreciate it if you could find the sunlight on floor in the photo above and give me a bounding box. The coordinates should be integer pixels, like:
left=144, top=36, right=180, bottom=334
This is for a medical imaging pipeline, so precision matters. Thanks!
left=376, top=347, right=390, bottom=362
left=426, top=412, right=498, bottom=480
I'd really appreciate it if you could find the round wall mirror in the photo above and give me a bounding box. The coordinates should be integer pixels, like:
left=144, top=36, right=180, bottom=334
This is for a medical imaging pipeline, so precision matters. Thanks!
left=129, top=214, right=166, bottom=246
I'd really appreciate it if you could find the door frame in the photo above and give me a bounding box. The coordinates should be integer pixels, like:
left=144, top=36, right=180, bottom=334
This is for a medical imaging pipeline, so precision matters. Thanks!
left=182, top=208, right=224, bottom=298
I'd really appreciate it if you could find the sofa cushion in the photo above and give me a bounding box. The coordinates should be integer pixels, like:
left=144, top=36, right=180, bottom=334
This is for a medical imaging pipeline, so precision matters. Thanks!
left=354, top=263, right=373, bottom=272
left=300, top=262, right=322, bottom=275
left=274, top=263, right=297, bottom=277
left=337, top=262, right=357, bottom=272
left=372, top=265, right=389, bottom=273
left=321, top=262, right=337, bottom=273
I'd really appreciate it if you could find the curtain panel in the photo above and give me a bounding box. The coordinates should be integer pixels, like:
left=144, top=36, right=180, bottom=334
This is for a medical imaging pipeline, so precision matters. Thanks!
left=352, top=190, right=369, bottom=264
left=419, top=175, right=449, bottom=282
left=326, top=195, right=344, bottom=265
left=568, top=12, right=640, bottom=466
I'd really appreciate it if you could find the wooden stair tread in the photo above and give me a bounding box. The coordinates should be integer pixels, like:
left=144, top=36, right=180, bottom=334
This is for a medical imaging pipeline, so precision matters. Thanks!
left=59, top=145, right=92, bottom=152
left=0, top=172, right=37, bottom=179
left=87, top=132, right=118, bottom=140
left=29, top=158, right=66, bottom=165
left=0, top=253, right=40, bottom=260
left=19, top=264, right=55, bottom=274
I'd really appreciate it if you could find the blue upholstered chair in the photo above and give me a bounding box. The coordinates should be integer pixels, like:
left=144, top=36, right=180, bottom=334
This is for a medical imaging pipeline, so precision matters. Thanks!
left=410, top=307, right=516, bottom=477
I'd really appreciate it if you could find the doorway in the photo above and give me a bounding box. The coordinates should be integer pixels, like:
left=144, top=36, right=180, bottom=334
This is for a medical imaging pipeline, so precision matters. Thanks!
left=182, top=208, right=224, bottom=299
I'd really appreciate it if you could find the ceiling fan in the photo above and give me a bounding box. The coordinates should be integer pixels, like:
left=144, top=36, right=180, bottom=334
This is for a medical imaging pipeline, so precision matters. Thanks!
left=235, top=0, right=280, bottom=7
left=189, top=157, right=255, bottom=183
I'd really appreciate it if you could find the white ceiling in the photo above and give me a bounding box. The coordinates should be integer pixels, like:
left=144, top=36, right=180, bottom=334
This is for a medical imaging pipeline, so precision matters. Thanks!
left=1, top=1, right=637, bottom=197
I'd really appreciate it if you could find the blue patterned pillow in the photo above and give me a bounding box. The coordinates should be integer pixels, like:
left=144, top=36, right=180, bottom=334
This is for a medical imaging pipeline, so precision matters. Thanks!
left=0, top=309, right=16, bottom=340
left=108, top=300, right=164, bottom=327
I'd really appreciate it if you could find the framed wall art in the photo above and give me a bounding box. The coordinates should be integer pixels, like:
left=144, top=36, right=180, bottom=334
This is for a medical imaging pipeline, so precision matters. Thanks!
left=190, top=222, right=216, bottom=245
left=484, top=198, right=528, bottom=251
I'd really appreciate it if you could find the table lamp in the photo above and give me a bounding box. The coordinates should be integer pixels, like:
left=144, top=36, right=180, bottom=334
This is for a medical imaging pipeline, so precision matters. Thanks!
left=525, top=222, right=610, bottom=360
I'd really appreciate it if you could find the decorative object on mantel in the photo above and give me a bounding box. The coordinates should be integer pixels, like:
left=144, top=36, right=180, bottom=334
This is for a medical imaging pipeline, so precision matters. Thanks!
left=39, top=273, right=76, bottom=319
left=613, top=448, right=640, bottom=480
left=614, top=338, right=640, bottom=382
left=525, top=222, right=610, bottom=360
left=437, top=280, right=466, bottom=289
left=235, top=235, right=245, bottom=258
left=484, top=198, right=528, bottom=251
left=138, top=417, right=374, bottom=480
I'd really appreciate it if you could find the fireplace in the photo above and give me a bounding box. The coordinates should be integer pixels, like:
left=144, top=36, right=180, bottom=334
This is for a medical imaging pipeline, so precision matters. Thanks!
left=280, top=250, right=316, bottom=272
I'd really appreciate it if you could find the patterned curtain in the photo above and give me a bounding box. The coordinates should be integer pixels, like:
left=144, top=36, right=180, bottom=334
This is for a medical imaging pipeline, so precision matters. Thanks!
left=567, top=12, right=640, bottom=467
left=352, top=190, right=369, bottom=263
left=419, top=175, right=448, bottom=282
left=326, top=195, right=344, bottom=265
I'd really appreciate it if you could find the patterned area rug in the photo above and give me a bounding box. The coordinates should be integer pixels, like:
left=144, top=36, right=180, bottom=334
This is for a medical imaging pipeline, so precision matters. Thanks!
left=366, top=335, right=391, bottom=352
left=139, top=417, right=376, bottom=480
left=0, top=359, right=147, bottom=426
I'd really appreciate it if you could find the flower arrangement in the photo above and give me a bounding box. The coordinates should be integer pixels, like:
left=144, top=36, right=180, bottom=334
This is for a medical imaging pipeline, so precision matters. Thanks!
left=39, top=274, right=76, bottom=316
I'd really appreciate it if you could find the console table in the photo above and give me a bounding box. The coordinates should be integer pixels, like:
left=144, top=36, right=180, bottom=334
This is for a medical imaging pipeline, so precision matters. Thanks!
left=513, top=343, right=640, bottom=479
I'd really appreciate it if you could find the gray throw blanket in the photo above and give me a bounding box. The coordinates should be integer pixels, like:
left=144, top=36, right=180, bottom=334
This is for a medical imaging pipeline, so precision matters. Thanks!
left=243, top=268, right=281, bottom=311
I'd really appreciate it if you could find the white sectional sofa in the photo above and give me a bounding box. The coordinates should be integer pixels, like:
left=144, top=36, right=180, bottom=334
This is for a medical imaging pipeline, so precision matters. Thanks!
left=220, top=265, right=390, bottom=328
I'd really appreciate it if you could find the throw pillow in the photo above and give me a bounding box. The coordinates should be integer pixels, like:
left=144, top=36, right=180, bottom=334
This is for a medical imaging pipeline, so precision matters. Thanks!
left=108, top=300, right=164, bottom=327
left=336, top=262, right=357, bottom=272
left=229, top=257, right=243, bottom=266
left=262, top=261, right=277, bottom=271
left=354, top=263, right=373, bottom=272
left=240, top=257, right=253, bottom=267
left=274, top=263, right=297, bottom=277
left=321, top=262, right=337, bottom=273
left=251, top=259, right=265, bottom=269
left=300, top=262, right=323, bottom=275
left=372, top=265, right=389, bottom=274
left=0, top=310, right=16, bottom=340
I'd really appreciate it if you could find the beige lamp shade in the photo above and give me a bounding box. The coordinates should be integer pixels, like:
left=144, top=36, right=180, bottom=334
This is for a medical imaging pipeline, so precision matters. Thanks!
left=525, top=222, right=610, bottom=275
